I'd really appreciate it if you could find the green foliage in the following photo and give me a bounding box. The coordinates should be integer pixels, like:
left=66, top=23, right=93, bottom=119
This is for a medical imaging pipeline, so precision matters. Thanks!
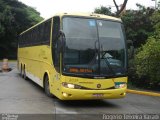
left=135, top=10, right=160, bottom=86
left=121, top=4, right=155, bottom=48
left=135, top=37, right=160, bottom=85
left=94, top=6, right=113, bottom=16
left=0, top=0, right=43, bottom=59
left=151, top=10, right=160, bottom=38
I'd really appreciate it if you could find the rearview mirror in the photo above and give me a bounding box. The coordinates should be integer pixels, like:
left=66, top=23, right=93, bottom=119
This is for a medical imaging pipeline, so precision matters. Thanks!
left=58, top=30, right=66, bottom=52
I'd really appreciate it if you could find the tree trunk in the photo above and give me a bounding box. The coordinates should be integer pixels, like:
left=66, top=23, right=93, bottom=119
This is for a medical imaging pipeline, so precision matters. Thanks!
left=113, top=0, right=128, bottom=16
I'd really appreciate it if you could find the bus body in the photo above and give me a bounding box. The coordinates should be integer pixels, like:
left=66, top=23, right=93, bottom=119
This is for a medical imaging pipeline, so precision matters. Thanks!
left=18, top=13, right=128, bottom=100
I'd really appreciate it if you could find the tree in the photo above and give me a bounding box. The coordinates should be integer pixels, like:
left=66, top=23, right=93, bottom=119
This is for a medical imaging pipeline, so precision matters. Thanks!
left=113, top=0, right=128, bottom=16
left=0, top=5, right=16, bottom=58
left=0, top=0, right=43, bottom=59
left=135, top=10, right=160, bottom=86
left=94, top=6, right=112, bottom=16
left=121, top=4, right=155, bottom=48
left=94, top=0, right=128, bottom=16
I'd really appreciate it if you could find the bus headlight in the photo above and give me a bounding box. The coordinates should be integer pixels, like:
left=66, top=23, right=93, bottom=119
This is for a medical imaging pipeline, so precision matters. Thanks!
left=115, top=82, right=126, bottom=89
left=67, top=83, right=75, bottom=89
left=62, top=82, right=82, bottom=89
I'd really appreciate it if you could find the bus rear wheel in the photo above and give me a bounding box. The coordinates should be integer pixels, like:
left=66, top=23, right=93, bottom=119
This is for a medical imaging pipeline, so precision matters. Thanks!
left=23, top=66, right=27, bottom=80
left=44, top=75, right=53, bottom=97
left=20, top=64, right=23, bottom=77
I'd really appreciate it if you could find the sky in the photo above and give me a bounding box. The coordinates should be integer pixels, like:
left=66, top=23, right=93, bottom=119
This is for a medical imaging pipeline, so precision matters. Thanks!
left=18, top=0, right=156, bottom=19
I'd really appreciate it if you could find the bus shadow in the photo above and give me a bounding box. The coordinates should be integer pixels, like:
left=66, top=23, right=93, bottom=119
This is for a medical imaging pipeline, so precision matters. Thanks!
left=57, top=99, right=119, bottom=108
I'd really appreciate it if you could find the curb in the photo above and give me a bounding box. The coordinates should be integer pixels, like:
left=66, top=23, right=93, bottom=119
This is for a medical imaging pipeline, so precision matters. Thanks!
left=127, top=89, right=160, bottom=97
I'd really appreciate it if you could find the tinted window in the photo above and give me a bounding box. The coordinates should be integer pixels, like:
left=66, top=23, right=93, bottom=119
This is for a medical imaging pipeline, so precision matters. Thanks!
left=19, top=19, right=51, bottom=47
left=52, top=16, right=60, bottom=72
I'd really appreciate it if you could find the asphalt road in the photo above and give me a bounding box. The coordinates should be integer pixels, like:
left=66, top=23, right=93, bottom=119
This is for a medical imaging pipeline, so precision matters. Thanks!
left=0, top=62, right=160, bottom=120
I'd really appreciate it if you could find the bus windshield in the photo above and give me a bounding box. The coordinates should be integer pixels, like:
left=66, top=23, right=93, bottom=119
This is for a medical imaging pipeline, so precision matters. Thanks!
left=62, top=17, right=127, bottom=78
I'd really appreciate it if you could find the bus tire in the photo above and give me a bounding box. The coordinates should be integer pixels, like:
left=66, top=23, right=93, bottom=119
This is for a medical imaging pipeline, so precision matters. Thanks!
left=20, top=64, right=23, bottom=77
left=23, top=65, right=27, bottom=80
left=44, top=75, right=53, bottom=97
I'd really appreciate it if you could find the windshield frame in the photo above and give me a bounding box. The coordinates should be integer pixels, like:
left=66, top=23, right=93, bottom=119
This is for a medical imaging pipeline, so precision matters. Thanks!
left=61, top=16, right=127, bottom=79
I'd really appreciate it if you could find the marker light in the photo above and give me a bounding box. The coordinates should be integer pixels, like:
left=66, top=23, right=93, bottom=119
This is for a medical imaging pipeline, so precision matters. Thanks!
left=115, top=82, right=126, bottom=89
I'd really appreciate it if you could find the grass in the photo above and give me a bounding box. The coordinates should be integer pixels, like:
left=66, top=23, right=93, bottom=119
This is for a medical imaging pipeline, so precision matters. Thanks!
left=0, top=60, right=17, bottom=62
left=128, top=81, right=160, bottom=93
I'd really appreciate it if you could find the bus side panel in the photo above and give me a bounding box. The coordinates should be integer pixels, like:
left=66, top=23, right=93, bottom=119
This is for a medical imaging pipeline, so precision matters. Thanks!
left=18, top=46, right=49, bottom=87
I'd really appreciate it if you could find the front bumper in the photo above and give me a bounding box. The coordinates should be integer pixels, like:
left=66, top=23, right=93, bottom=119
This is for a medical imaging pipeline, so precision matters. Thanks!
left=58, top=87, right=127, bottom=100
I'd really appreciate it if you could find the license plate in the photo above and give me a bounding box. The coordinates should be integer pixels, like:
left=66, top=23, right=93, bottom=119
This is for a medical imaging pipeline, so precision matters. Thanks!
left=92, top=93, right=104, bottom=98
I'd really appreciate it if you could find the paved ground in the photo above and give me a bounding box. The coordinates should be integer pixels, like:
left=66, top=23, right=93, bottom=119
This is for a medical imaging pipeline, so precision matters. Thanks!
left=0, top=62, right=160, bottom=120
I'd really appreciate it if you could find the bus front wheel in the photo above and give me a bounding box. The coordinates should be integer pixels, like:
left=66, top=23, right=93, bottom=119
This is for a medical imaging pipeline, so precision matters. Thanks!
left=44, top=75, right=53, bottom=97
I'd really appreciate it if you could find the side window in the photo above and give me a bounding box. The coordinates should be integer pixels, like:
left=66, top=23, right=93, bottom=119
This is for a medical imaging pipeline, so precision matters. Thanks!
left=40, top=19, right=51, bottom=45
left=19, top=19, right=52, bottom=47
left=52, top=16, right=60, bottom=72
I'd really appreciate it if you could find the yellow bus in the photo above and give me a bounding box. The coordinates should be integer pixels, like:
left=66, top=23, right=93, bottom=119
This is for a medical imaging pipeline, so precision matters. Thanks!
left=18, top=13, right=128, bottom=100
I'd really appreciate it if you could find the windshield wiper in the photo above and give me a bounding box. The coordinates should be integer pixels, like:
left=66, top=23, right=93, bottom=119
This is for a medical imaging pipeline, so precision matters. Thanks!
left=104, top=57, right=116, bottom=76
left=89, top=40, right=100, bottom=73
left=101, top=44, right=116, bottom=76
